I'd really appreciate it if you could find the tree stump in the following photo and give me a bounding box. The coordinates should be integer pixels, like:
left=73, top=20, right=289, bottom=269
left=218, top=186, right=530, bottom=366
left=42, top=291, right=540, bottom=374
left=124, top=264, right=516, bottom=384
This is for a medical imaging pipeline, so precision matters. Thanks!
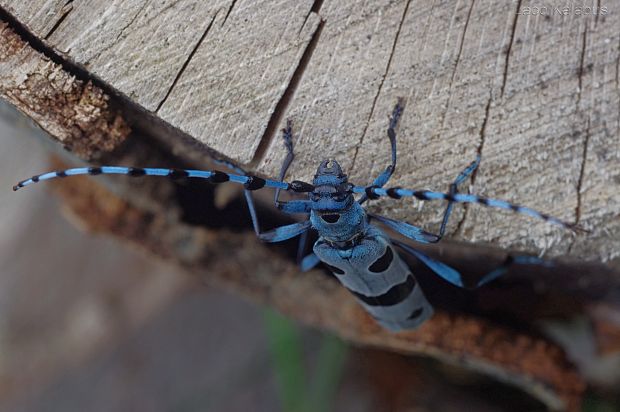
left=1, top=1, right=619, bottom=411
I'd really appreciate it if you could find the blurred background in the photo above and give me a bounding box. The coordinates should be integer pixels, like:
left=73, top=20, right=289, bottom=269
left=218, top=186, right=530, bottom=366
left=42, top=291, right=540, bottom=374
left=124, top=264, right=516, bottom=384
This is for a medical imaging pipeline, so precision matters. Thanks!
left=0, top=100, right=289, bottom=412
left=1, top=100, right=619, bottom=412
left=0, top=99, right=389, bottom=412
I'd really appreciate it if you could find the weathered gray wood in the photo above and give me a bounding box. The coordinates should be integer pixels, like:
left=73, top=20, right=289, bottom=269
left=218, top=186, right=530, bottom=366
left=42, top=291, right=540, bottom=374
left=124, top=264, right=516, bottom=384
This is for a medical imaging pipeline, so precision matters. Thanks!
left=257, top=0, right=410, bottom=180
left=5, top=0, right=233, bottom=112
left=0, top=1, right=617, bottom=262
left=3, top=0, right=321, bottom=162
left=158, top=0, right=321, bottom=163
left=1, top=0, right=69, bottom=35
left=261, top=0, right=620, bottom=262
left=569, top=7, right=620, bottom=262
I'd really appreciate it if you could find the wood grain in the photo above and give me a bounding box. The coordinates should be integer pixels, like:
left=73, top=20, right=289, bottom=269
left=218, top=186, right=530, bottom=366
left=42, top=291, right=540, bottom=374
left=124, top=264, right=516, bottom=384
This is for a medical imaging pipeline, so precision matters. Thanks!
left=0, top=0, right=617, bottom=260
left=157, top=0, right=321, bottom=163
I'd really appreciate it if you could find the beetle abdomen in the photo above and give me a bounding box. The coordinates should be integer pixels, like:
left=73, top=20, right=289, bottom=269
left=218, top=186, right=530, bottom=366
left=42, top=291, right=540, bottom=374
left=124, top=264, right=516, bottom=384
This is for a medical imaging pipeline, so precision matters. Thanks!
left=313, top=225, right=433, bottom=331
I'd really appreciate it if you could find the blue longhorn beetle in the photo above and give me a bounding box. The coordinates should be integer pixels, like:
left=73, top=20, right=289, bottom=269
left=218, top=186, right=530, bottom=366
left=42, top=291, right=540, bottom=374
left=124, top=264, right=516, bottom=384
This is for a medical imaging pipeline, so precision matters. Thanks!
left=14, top=101, right=585, bottom=331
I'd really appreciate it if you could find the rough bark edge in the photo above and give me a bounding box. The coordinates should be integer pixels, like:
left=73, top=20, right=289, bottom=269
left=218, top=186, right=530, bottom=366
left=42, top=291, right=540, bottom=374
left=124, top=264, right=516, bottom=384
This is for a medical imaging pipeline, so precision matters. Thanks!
left=0, top=22, right=129, bottom=159
left=47, top=162, right=585, bottom=412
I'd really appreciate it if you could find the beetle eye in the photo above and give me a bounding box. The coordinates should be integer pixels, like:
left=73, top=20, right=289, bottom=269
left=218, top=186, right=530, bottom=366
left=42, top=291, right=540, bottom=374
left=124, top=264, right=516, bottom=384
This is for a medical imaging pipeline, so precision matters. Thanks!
left=333, top=192, right=348, bottom=202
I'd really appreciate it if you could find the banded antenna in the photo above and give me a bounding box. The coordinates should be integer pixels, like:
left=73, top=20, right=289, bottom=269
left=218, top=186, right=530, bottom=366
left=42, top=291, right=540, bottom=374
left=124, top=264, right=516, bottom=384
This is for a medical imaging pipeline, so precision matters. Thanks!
left=351, top=185, right=587, bottom=233
left=13, top=165, right=586, bottom=232
left=12, top=166, right=314, bottom=193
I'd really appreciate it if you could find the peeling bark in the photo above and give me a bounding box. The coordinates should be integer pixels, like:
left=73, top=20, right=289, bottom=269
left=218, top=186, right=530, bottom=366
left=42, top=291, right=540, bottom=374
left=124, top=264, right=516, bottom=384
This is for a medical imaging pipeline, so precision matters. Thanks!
left=0, top=22, right=129, bottom=158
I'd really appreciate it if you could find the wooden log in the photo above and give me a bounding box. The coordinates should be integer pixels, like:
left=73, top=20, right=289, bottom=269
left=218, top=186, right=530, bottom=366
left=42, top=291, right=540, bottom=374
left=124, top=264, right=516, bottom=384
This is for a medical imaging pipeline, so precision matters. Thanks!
left=2, top=1, right=620, bottom=410
left=1, top=0, right=618, bottom=262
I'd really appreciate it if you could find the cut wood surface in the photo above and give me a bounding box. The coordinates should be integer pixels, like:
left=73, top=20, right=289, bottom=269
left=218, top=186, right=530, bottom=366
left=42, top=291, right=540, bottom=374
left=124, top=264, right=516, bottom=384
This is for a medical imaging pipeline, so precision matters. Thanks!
left=1, top=0, right=618, bottom=262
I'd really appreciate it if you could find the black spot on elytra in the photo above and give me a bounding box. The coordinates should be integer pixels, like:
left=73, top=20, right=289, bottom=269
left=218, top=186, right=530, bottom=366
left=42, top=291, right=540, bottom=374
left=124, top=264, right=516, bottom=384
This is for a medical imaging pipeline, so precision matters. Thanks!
left=407, top=307, right=423, bottom=320
left=368, top=246, right=394, bottom=273
left=349, top=275, right=416, bottom=307
left=324, top=263, right=345, bottom=275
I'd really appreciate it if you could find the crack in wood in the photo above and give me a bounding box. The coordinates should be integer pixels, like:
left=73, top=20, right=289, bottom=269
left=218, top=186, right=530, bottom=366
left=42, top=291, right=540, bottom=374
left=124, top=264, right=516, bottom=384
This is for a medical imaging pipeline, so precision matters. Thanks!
left=155, top=12, right=218, bottom=113
left=569, top=118, right=590, bottom=254
left=88, top=0, right=151, bottom=63
left=221, top=0, right=238, bottom=27
left=438, top=0, right=476, bottom=137
left=452, top=1, right=475, bottom=87
left=0, top=6, right=96, bottom=84
left=350, top=0, right=412, bottom=174
left=116, top=1, right=149, bottom=43
left=576, top=119, right=590, bottom=225
left=617, top=37, right=620, bottom=95
left=500, top=0, right=522, bottom=98
left=569, top=22, right=590, bottom=253
left=616, top=36, right=620, bottom=151
left=300, top=0, right=324, bottom=35
left=44, top=0, right=73, bottom=40
left=250, top=17, right=325, bottom=166
left=577, top=22, right=588, bottom=107
left=449, top=0, right=474, bottom=89
left=455, top=89, right=492, bottom=235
